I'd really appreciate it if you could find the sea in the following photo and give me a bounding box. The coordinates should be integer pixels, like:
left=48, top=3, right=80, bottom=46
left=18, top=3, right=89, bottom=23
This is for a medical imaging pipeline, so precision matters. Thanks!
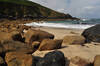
left=25, top=18, right=100, bottom=29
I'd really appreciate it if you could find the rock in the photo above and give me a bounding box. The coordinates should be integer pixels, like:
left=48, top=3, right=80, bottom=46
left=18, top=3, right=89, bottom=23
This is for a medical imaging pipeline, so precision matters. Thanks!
left=63, top=35, right=85, bottom=45
left=0, top=27, right=9, bottom=32
left=0, top=44, right=4, bottom=55
left=36, top=51, right=65, bottom=66
left=0, top=32, right=12, bottom=42
left=10, top=31, right=24, bottom=42
left=17, top=25, right=31, bottom=33
left=0, top=24, right=31, bottom=33
left=82, top=24, right=100, bottom=43
left=70, top=56, right=89, bottom=66
left=0, top=40, right=34, bottom=54
left=32, top=50, right=52, bottom=58
left=24, top=29, right=54, bottom=44
left=32, top=41, right=40, bottom=50
left=0, top=56, right=6, bottom=65
left=38, top=39, right=63, bottom=51
left=0, top=31, right=24, bottom=42
left=94, top=55, right=100, bottom=66
left=5, top=52, right=35, bottom=66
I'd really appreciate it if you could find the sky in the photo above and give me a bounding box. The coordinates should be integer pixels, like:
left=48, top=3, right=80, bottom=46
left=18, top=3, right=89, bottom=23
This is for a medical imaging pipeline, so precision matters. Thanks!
left=30, top=0, right=100, bottom=18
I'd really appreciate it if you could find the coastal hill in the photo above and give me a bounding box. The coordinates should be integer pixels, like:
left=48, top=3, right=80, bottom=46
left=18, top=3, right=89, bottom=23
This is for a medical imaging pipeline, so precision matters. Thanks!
left=0, top=0, right=77, bottom=20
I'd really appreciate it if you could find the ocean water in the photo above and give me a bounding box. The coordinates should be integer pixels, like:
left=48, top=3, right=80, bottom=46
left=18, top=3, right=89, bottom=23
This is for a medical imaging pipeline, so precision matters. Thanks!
left=25, top=19, right=100, bottom=29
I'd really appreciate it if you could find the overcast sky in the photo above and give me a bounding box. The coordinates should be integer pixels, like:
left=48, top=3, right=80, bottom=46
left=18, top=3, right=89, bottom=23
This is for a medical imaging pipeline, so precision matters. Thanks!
left=30, top=0, right=100, bottom=18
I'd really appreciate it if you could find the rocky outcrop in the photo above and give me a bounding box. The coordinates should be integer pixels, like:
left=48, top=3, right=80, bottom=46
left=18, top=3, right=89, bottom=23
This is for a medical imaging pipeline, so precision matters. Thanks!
left=23, top=29, right=54, bottom=44
left=36, top=51, right=65, bottom=66
left=94, top=55, right=100, bottom=66
left=5, top=52, right=35, bottom=66
left=82, top=24, right=100, bottom=43
left=38, top=39, right=63, bottom=51
left=63, top=35, right=85, bottom=45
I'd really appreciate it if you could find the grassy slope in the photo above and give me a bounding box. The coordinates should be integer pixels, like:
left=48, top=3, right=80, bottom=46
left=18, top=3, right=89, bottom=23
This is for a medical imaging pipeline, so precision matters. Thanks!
left=0, top=0, right=74, bottom=19
left=0, top=0, right=38, bottom=6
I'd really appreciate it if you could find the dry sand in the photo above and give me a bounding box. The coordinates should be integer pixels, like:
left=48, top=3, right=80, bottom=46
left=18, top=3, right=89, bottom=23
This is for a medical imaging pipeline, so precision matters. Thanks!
left=34, top=27, right=84, bottom=39
left=33, top=27, right=100, bottom=63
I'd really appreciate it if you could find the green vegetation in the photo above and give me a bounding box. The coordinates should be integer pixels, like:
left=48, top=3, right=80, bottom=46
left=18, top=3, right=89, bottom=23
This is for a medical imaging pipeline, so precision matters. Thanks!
left=0, top=0, right=74, bottom=20
left=0, top=0, right=39, bottom=6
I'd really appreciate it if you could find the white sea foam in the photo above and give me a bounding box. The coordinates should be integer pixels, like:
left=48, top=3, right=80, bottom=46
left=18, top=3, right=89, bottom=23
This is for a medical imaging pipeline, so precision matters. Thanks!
left=25, top=22, right=94, bottom=29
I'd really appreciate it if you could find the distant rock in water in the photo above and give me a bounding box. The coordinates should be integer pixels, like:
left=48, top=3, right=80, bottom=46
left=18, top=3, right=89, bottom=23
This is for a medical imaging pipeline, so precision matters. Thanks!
left=0, top=0, right=77, bottom=20
left=82, top=24, right=100, bottom=43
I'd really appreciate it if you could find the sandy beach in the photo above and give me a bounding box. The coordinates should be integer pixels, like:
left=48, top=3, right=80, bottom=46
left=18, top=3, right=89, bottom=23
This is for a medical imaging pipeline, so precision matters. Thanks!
left=0, top=0, right=100, bottom=65
left=33, top=27, right=100, bottom=63
left=0, top=21, right=99, bottom=66
left=34, top=27, right=84, bottom=39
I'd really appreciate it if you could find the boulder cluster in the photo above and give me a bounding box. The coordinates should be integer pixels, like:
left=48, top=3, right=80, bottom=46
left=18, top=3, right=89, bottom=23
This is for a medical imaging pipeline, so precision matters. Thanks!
left=0, top=23, right=100, bottom=66
left=0, top=23, right=64, bottom=66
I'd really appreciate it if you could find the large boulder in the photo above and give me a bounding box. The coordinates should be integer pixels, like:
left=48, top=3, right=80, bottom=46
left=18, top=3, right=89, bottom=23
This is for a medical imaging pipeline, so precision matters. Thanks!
left=82, top=24, right=100, bottom=43
left=0, top=31, right=24, bottom=42
left=38, top=39, right=63, bottom=51
left=63, top=35, right=85, bottom=45
left=5, top=52, right=35, bottom=66
left=36, top=51, right=65, bottom=66
left=0, top=40, right=34, bottom=54
left=94, top=55, right=100, bottom=66
left=24, top=29, right=54, bottom=44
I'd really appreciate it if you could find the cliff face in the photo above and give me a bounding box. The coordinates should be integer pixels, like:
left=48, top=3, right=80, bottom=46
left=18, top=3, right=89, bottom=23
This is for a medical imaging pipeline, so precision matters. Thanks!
left=0, top=0, right=76, bottom=20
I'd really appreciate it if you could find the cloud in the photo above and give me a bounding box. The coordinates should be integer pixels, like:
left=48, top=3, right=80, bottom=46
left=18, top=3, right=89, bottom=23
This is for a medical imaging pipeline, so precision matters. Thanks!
left=84, top=6, right=94, bottom=10
left=30, top=0, right=100, bottom=18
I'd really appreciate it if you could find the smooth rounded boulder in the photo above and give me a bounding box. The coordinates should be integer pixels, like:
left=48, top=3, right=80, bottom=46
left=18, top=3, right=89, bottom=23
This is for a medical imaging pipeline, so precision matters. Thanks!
left=82, top=24, right=100, bottom=43
left=24, top=29, right=54, bottom=44
left=5, top=52, right=35, bottom=66
left=36, top=51, right=65, bottom=66
left=38, top=39, right=63, bottom=51
left=63, top=35, right=85, bottom=45
left=0, top=40, right=34, bottom=54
